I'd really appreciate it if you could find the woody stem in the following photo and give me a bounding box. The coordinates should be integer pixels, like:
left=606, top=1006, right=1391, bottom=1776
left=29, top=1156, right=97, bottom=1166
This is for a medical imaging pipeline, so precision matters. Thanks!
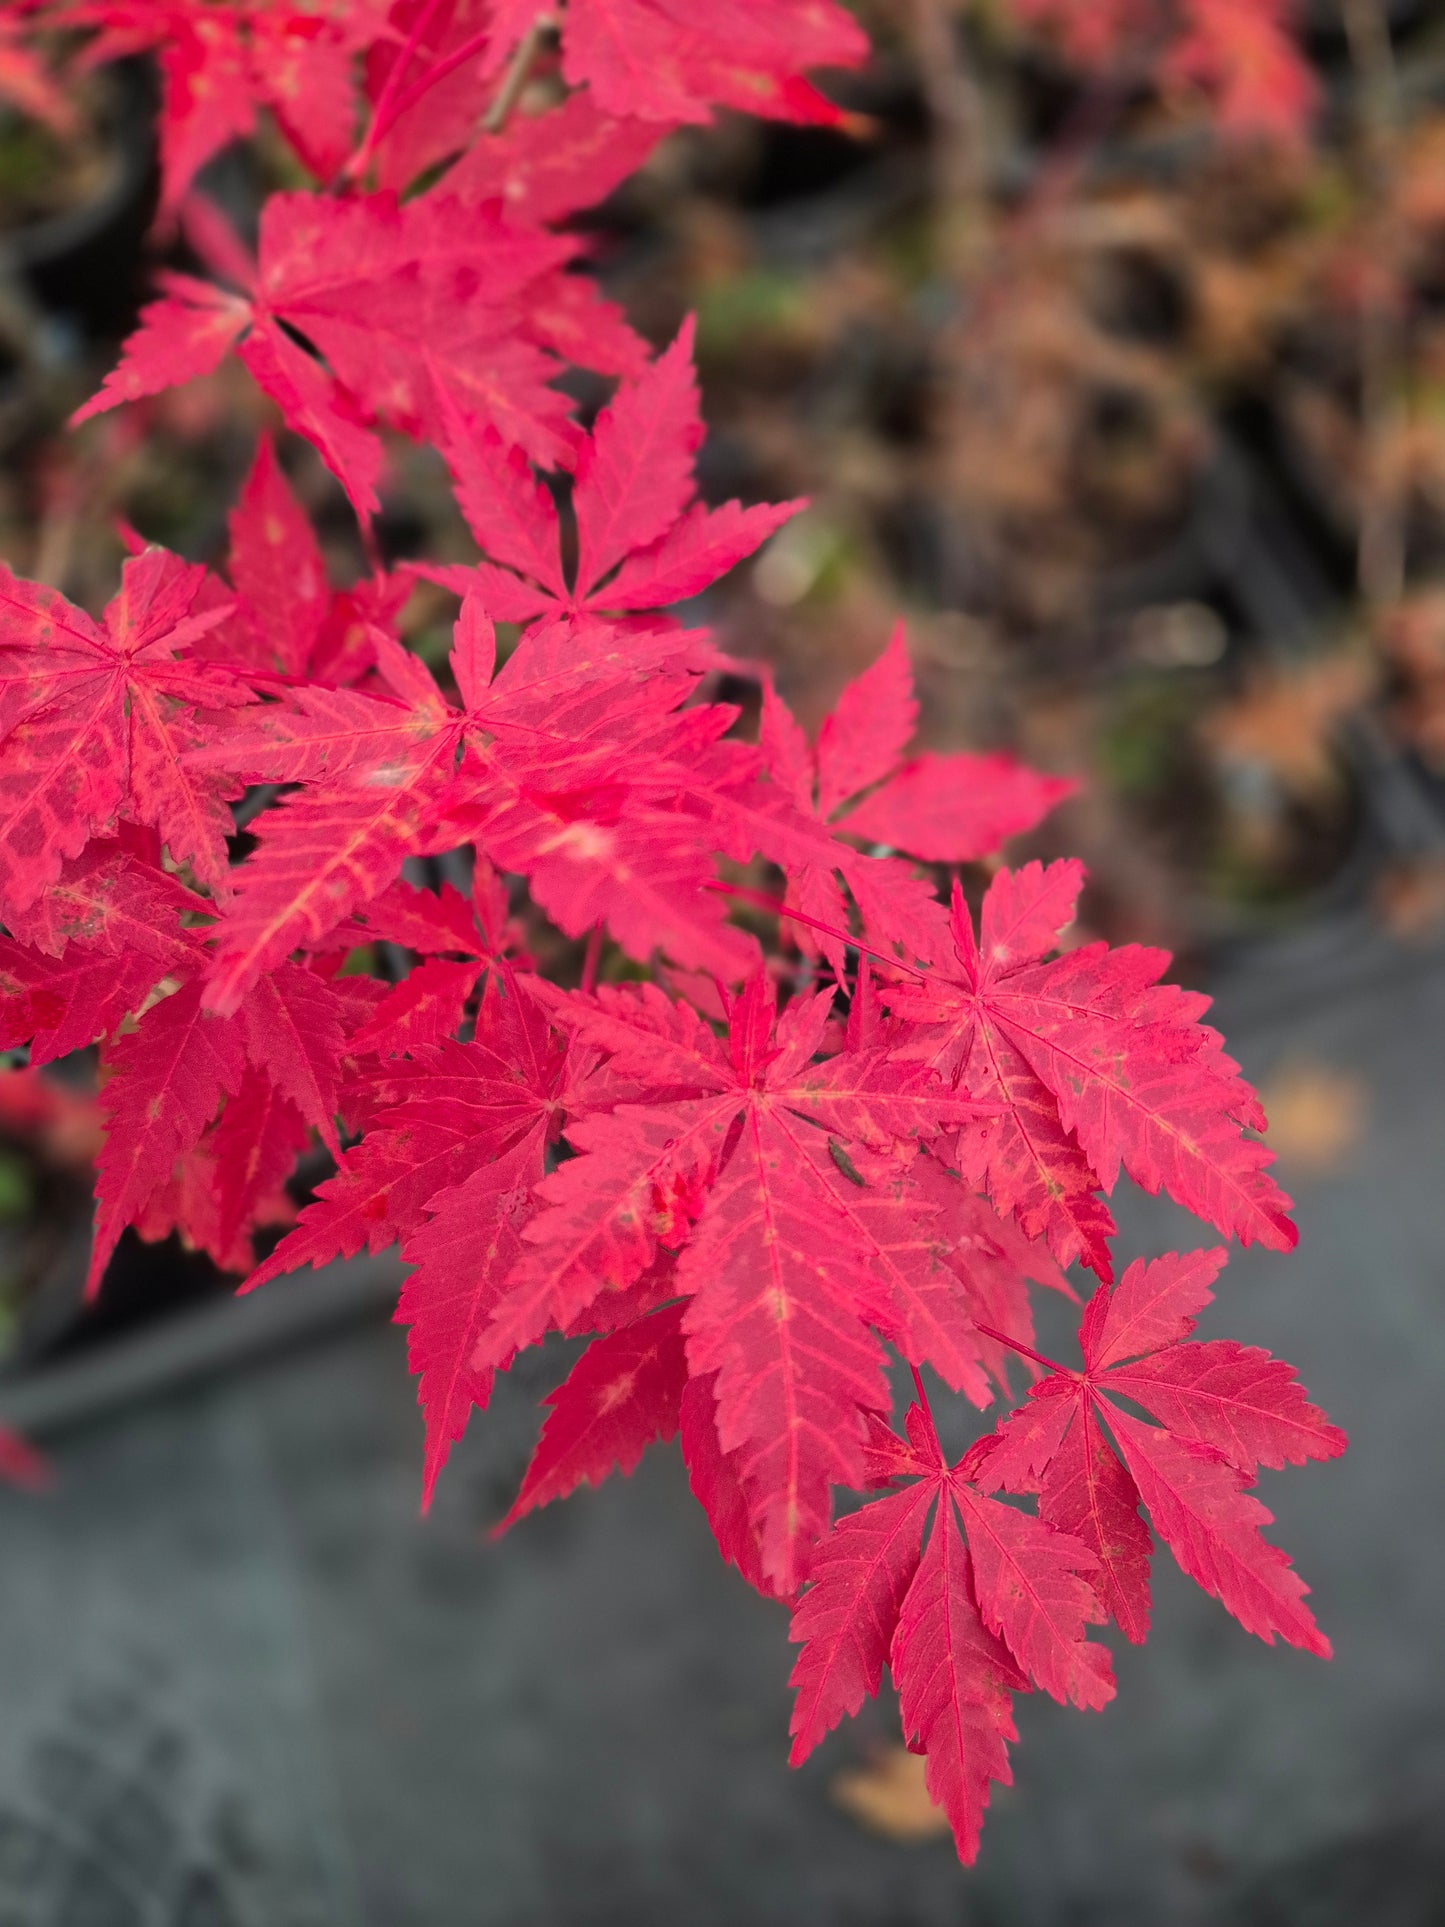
left=482, top=13, right=558, bottom=135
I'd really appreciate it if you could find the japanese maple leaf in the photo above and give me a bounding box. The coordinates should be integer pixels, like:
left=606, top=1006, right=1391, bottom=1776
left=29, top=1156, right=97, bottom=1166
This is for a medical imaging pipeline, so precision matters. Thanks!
left=0, top=936, right=161, bottom=1067
left=78, top=0, right=375, bottom=211
left=0, top=836, right=207, bottom=969
left=885, top=860, right=1296, bottom=1278
left=965, top=1248, right=1345, bottom=1651
left=789, top=1393, right=1111, bottom=1864
left=0, top=547, right=251, bottom=915
left=69, top=0, right=382, bottom=212
left=74, top=187, right=645, bottom=516
left=425, top=318, right=805, bottom=623
left=136, top=1062, right=308, bottom=1275
left=484, top=0, right=868, bottom=127
left=760, top=626, right=1074, bottom=969
left=441, top=90, right=669, bottom=226
left=248, top=967, right=572, bottom=1286
left=496, top=1299, right=690, bottom=1530
left=194, top=594, right=832, bottom=1009
left=216, top=432, right=330, bottom=678
left=478, top=974, right=983, bottom=1591
left=86, top=955, right=350, bottom=1294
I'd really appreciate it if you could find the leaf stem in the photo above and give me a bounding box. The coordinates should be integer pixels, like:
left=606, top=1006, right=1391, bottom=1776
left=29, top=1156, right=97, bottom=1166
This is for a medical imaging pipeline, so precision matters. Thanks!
left=344, top=0, right=453, bottom=184
left=704, top=879, right=930, bottom=981
left=971, top=1322, right=1069, bottom=1377
left=580, top=920, right=603, bottom=995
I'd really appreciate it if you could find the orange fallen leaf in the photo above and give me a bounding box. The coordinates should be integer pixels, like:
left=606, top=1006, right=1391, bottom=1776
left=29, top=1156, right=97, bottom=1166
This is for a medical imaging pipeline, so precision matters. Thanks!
left=1258, top=1061, right=1367, bottom=1174
left=831, top=1744, right=951, bottom=1843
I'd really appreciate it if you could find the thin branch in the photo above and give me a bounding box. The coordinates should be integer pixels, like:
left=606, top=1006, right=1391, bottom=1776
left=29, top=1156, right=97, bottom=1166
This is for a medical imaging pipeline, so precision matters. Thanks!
left=482, top=12, right=557, bottom=135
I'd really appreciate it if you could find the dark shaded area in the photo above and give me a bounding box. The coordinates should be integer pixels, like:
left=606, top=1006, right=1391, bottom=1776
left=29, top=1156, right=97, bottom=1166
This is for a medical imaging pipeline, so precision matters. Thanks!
left=0, top=917, right=1438, bottom=1924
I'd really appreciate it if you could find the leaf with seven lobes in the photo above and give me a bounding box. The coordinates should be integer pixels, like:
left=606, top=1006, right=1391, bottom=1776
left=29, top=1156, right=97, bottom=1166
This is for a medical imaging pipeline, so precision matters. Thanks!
left=965, top=1248, right=1345, bottom=1651
left=789, top=1397, right=1111, bottom=1863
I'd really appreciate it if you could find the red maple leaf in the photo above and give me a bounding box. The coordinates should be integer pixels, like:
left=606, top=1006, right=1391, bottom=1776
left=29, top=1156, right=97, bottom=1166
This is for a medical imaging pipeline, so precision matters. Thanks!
left=441, top=89, right=669, bottom=225
left=496, top=1299, right=690, bottom=1530
left=788, top=1390, right=1112, bottom=1864
left=885, top=861, right=1297, bottom=1277
left=68, top=0, right=384, bottom=212
left=761, top=625, right=1074, bottom=970
left=422, top=317, right=804, bottom=624
left=73, top=186, right=646, bottom=515
left=484, top=0, right=868, bottom=127
left=86, top=952, right=351, bottom=1294
left=0, top=548, right=252, bottom=915
left=964, top=1247, right=1345, bottom=1651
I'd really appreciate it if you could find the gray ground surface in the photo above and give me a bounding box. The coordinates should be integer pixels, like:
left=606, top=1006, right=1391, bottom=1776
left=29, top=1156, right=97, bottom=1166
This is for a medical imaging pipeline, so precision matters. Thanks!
left=0, top=915, right=1440, bottom=1925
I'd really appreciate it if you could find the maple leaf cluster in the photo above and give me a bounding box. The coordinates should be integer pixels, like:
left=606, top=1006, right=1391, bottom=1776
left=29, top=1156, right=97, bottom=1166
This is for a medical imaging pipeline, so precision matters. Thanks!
left=0, top=0, right=1344, bottom=1867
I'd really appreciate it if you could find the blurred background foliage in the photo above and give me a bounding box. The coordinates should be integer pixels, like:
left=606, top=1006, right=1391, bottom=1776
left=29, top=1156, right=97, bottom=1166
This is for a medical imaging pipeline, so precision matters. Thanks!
left=3, top=2, right=1445, bottom=949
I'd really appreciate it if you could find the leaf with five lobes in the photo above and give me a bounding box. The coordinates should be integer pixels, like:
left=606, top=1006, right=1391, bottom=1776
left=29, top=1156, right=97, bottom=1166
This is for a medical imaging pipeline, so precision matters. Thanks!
left=789, top=1395, right=1104, bottom=1865
left=197, top=595, right=831, bottom=1002
left=485, top=0, right=868, bottom=126
left=532, top=974, right=982, bottom=1591
left=497, top=1301, right=689, bottom=1531
left=965, top=1249, right=1344, bottom=1651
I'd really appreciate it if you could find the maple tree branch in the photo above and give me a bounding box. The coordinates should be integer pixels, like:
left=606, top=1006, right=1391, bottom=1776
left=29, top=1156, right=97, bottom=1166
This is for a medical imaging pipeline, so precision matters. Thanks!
left=971, top=1322, right=1069, bottom=1378
left=908, top=1362, right=932, bottom=1415
left=482, top=13, right=558, bottom=136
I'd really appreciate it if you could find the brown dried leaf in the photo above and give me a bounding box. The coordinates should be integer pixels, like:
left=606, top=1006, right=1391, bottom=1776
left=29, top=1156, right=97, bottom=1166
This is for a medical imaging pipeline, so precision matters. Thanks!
left=831, top=1744, right=952, bottom=1843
